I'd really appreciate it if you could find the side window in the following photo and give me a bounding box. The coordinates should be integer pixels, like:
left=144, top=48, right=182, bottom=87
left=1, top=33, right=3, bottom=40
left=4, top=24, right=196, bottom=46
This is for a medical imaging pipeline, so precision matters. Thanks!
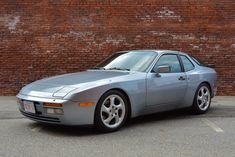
left=153, top=54, right=182, bottom=73
left=180, top=55, right=194, bottom=71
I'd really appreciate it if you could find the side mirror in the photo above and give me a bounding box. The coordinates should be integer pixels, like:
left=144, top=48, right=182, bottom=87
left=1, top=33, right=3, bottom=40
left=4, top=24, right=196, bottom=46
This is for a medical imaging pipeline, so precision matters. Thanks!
left=153, top=65, right=171, bottom=76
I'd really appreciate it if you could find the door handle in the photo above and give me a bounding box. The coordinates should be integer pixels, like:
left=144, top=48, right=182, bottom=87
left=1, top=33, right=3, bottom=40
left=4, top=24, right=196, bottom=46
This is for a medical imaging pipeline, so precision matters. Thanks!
left=178, top=76, right=186, bottom=80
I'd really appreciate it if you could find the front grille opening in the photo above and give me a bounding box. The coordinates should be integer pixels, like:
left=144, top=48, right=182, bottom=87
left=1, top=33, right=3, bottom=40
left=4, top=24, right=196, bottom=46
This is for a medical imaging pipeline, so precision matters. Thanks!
left=20, top=111, right=60, bottom=123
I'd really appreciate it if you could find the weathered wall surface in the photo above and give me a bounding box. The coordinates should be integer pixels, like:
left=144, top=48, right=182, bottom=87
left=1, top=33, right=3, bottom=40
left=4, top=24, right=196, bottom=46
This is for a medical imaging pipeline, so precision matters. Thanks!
left=0, top=0, right=234, bottom=95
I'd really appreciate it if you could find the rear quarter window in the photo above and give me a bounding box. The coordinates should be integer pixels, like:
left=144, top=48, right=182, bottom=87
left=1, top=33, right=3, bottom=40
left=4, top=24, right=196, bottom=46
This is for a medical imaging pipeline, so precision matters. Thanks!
left=180, top=55, right=194, bottom=71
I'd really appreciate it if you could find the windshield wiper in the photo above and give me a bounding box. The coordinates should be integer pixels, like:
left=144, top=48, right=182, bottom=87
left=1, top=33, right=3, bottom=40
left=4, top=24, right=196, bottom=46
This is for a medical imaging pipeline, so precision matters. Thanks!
left=106, top=67, right=130, bottom=71
left=90, top=67, right=130, bottom=71
left=90, top=67, right=106, bottom=70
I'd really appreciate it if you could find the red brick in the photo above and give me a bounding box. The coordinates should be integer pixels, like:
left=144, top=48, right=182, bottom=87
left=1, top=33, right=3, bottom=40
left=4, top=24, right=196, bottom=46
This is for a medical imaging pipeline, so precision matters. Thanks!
left=0, top=0, right=234, bottom=95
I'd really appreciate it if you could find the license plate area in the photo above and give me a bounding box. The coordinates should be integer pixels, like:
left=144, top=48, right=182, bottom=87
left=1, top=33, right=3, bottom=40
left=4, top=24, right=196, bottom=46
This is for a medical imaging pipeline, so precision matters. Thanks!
left=23, top=101, right=36, bottom=113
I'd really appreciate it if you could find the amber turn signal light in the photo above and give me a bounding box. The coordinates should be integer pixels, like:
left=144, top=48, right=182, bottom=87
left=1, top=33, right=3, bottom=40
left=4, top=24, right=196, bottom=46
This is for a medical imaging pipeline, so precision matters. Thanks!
left=79, top=102, right=95, bottom=107
left=43, top=103, right=63, bottom=107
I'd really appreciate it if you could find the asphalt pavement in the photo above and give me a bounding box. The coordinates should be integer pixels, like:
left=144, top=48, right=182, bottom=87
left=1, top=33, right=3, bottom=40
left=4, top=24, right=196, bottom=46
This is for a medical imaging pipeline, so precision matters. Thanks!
left=0, top=96, right=234, bottom=157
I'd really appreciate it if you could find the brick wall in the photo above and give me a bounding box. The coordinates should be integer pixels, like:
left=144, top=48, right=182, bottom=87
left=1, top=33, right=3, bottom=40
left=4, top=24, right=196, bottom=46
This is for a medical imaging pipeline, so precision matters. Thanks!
left=0, top=0, right=234, bottom=95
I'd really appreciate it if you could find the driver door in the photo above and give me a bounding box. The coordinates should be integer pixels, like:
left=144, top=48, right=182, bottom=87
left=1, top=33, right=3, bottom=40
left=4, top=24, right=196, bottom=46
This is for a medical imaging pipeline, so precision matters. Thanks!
left=146, top=54, right=187, bottom=107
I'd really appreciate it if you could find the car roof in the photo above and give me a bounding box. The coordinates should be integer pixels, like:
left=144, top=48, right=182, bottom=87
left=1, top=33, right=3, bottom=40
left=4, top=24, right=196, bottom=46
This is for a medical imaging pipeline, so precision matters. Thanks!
left=116, top=49, right=188, bottom=56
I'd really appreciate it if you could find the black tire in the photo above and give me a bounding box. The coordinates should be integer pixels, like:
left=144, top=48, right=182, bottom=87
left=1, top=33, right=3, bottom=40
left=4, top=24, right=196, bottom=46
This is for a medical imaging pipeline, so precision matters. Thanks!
left=192, top=83, right=211, bottom=114
left=94, top=90, right=129, bottom=132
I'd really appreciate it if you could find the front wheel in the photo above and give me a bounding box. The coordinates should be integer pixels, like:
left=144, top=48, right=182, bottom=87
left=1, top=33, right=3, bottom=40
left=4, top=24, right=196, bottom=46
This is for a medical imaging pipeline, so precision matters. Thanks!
left=94, top=90, right=129, bottom=132
left=192, top=83, right=211, bottom=114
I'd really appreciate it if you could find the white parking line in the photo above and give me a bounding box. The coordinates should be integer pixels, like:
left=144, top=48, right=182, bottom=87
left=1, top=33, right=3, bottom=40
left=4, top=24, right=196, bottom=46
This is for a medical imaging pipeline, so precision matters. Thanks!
left=202, top=118, right=224, bottom=133
left=31, top=126, right=42, bottom=132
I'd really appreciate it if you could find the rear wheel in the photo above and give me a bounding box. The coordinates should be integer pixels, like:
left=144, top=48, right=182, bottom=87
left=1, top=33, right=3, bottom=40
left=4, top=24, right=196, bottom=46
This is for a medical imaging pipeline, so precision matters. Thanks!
left=94, top=90, right=129, bottom=132
left=192, top=83, right=211, bottom=114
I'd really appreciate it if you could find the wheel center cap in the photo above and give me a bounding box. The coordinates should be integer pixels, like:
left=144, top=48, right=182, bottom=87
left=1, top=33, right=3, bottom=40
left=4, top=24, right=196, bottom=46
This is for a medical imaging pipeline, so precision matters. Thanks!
left=111, top=108, right=115, bottom=113
left=202, top=96, right=207, bottom=102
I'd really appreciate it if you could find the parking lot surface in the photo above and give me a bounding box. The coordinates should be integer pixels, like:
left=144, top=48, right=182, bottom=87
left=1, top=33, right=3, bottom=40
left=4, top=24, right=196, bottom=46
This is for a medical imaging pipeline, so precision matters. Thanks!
left=0, top=96, right=234, bottom=157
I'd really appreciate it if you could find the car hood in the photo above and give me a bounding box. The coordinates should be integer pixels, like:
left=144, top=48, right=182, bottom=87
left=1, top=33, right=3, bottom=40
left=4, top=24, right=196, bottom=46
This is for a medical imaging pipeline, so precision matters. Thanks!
left=19, top=70, right=130, bottom=98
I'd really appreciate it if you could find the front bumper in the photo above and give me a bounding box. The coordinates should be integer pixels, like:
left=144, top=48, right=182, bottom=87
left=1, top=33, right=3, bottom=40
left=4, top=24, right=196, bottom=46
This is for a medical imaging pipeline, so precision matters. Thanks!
left=17, top=94, right=96, bottom=125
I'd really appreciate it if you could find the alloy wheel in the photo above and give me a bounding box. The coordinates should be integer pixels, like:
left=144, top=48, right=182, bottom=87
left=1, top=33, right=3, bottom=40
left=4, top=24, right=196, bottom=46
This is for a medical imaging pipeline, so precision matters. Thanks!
left=100, top=94, right=126, bottom=128
left=197, top=86, right=211, bottom=111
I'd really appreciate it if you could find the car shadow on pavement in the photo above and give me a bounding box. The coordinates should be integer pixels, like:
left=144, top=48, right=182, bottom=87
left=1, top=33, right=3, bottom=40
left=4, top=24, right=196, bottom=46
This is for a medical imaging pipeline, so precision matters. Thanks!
left=27, top=122, right=99, bottom=136
left=127, top=108, right=193, bottom=126
left=127, top=105, right=235, bottom=127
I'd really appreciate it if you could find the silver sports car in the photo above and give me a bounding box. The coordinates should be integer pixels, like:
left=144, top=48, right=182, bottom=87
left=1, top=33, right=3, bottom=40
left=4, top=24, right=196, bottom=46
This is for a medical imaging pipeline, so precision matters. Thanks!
left=17, top=50, right=217, bottom=132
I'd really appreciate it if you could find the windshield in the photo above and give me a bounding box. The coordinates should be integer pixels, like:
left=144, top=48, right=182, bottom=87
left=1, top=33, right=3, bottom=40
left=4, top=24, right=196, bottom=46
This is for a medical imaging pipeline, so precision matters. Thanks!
left=94, top=51, right=158, bottom=72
